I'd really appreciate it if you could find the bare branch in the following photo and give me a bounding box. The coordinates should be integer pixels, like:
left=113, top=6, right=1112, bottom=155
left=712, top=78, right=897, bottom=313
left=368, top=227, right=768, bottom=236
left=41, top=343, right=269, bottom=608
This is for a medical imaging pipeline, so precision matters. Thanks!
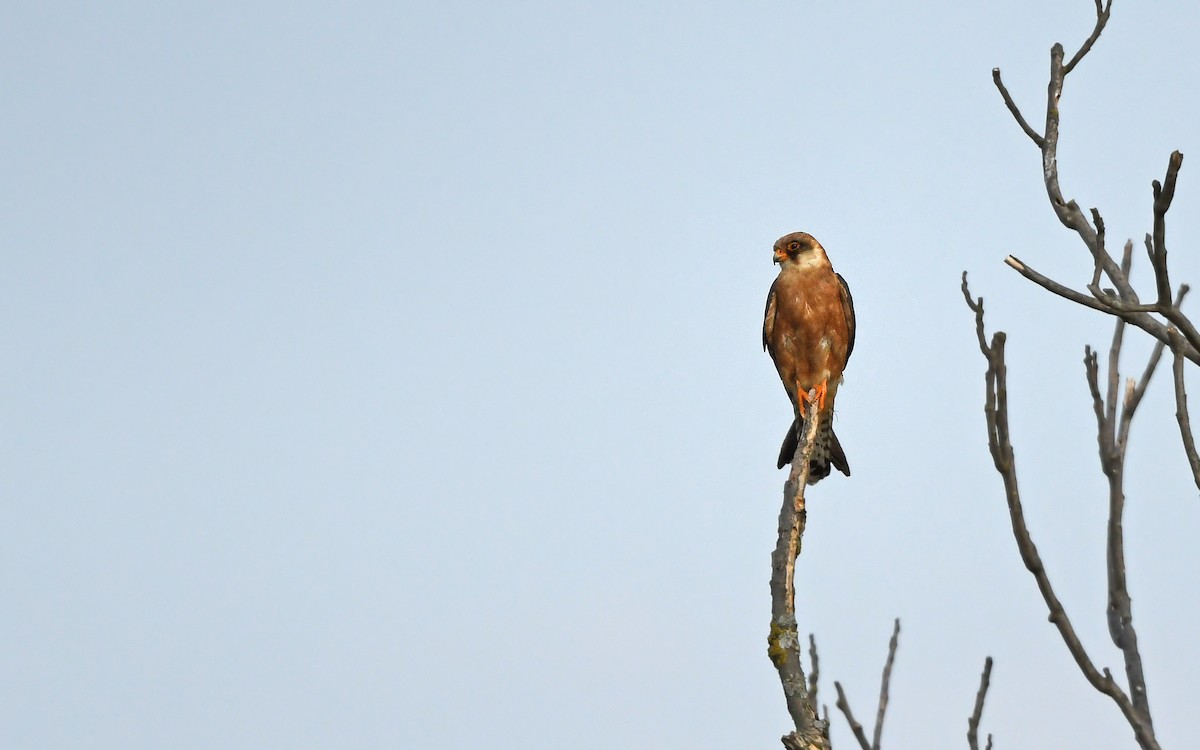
left=1040, top=41, right=1130, bottom=296
left=1087, top=211, right=1110, bottom=293
left=1145, top=152, right=1200, bottom=357
left=999, top=8, right=1195, bottom=374
left=1005, top=255, right=1110, bottom=313
left=1172, top=341, right=1200, bottom=494
left=1120, top=235, right=1134, bottom=276
left=1117, top=335, right=1166, bottom=451
left=770, top=396, right=830, bottom=749
left=1084, top=317, right=1160, bottom=733
left=992, top=5, right=1144, bottom=304
left=1104, top=320, right=1121, bottom=434
left=808, top=634, right=821, bottom=707
left=834, top=681, right=872, bottom=750
left=991, top=68, right=1045, bottom=148
left=830, top=621, right=899, bottom=750
left=1063, top=0, right=1113, bottom=74
left=967, top=657, right=993, bottom=750
left=1150, top=152, right=1183, bottom=305
left=872, top=619, right=900, bottom=750
left=1084, top=347, right=1108, bottom=450
left=961, top=275, right=1161, bottom=750
left=1004, top=256, right=1200, bottom=365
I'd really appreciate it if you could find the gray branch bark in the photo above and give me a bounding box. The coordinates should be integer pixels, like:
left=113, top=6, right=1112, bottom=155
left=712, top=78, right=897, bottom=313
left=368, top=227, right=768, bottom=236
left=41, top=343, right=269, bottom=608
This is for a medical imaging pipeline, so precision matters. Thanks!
left=991, top=1, right=1195, bottom=366
left=961, top=276, right=1160, bottom=750
left=770, top=395, right=830, bottom=750
left=833, top=619, right=900, bottom=750
left=967, top=657, right=993, bottom=750
left=1084, top=317, right=1162, bottom=731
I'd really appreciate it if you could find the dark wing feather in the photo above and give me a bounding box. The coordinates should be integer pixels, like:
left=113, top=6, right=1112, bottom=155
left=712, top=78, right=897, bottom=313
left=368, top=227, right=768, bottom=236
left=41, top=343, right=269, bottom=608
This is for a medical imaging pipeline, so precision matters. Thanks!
left=837, top=273, right=855, bottom=364
left=763, top=278, right=779, bottom=353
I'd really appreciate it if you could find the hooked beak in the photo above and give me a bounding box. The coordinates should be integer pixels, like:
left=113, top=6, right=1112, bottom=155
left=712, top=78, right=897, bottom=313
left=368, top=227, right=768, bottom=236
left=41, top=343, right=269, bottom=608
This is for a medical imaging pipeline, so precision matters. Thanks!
left=772, top=249, right=787, bottom=264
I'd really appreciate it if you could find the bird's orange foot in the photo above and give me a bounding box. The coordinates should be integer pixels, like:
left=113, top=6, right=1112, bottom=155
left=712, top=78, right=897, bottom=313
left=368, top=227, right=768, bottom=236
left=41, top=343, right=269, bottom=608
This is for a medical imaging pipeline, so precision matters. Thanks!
left=795, top=379, right=830, bottom=412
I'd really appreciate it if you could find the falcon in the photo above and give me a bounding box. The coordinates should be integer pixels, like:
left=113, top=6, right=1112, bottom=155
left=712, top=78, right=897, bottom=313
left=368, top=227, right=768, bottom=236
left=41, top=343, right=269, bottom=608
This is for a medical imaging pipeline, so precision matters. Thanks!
left=763, top=231, right=855, bottom=483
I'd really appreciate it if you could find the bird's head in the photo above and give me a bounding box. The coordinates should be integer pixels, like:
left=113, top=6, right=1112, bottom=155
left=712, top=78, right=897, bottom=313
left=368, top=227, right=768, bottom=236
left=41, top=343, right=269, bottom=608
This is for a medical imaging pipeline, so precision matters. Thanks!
left=772, top=231, right=829, bottom=268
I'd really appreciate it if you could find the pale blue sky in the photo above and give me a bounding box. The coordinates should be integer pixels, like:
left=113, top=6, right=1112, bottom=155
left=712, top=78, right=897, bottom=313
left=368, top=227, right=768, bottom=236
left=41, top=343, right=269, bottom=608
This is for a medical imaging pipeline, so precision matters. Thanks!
left=3, top=2, right=1199, bottom=748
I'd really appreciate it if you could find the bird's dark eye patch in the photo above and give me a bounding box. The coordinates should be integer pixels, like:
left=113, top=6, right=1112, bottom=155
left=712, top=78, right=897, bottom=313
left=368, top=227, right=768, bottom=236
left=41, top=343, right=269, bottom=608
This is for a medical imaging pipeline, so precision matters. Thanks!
left=788, top=241, right=800, bottom=252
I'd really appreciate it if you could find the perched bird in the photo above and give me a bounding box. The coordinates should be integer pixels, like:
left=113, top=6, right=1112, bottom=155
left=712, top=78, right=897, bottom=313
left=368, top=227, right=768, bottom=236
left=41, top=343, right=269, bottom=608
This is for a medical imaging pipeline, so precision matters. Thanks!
left=763, top=231, right=855, bottom=483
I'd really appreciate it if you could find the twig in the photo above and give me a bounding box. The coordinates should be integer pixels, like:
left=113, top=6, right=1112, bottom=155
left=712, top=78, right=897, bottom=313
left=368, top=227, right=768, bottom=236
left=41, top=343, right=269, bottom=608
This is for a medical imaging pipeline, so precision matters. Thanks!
left=834, top=681, right=872, bottom=750
left=1086, top=211, right=1110, bottom=294
left=831, top=620, right=900, bottom=750
left=1172, top=341, right=1200, bottom=493
left=1004, top=255, right=1200, bottom=365
left=967, top=657, right=993, bottom=750
left=1149, top=152, right=1183, bottom=305
left=1063, top=0, right=1113, bottom=74
left=1046, top=40, right=1130, bottom=297
left=808, top=634, right=821, bottom=707
left=991, top=69, right=1045, bottom=148
left=770, top=395, right=829, bottom=749
left=1117, top=335, right=1167, bottom=451
left=960, top=273, right=1160, bottom=750
left=1148, top=152, right=1200, bottom=355
left=872, top=619, right=900, bottom=750
left=1005, top=255, right=1111, bottom=314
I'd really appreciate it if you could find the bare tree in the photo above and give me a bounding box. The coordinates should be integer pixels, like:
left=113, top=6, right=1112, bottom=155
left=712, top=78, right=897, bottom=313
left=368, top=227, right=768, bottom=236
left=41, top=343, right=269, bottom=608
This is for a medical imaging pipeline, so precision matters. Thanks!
left=959, top=1, right=1192, bottom=748
left=769, top=4, right=1190, bottom=748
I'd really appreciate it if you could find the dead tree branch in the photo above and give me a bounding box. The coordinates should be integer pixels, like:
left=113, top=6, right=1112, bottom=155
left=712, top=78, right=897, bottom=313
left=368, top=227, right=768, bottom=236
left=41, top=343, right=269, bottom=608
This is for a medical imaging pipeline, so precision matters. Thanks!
left=834, top=681, right=872, bottom=750
left=1173, top=343, right=1200, bottom=492
left=961, top=274, right=1161, bottom=750
left=770, top=395, right=829, bottom=750
left=832, top=619, right=900, bottom=750
left=872, top=619, right=900, bottom=750
left=1084, top=314, right=1163, bottom=733
left=967, top=657, right=993, bottom=750
left=1063, top=0, right=1113, bottom=74
left=991, top=2, right=1195, bottom=364
left=808, top=634, right=821, bottom=708
left=964, top=4, right=1194, bottom=748
left=990, top=69, right=1044, bottom=148
left=1003, top=254, right=1200, bottom=365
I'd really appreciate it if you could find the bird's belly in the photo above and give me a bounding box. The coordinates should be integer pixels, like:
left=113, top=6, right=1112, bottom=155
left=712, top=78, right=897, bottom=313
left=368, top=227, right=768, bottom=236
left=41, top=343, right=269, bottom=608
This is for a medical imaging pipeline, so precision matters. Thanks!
left=775, top=313, right=848, bottom=394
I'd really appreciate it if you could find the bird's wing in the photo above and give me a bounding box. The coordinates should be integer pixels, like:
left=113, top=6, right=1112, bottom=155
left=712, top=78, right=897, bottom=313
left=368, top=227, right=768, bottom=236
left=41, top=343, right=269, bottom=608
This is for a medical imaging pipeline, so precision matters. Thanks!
left=763, top=277, right=779, bottom=353
left=837, top=272, right=855, bottom=364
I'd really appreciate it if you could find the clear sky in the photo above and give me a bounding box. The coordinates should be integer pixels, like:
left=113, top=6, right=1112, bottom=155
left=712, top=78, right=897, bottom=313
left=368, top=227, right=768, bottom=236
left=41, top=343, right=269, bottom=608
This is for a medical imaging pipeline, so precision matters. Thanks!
left=3, top=1, right=1198, bottom=748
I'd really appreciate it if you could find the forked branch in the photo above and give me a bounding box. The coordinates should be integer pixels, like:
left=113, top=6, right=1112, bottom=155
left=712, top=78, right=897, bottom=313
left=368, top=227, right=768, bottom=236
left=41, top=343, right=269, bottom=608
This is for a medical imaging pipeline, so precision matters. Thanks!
left=992, top=1, right=1194, bottom=365
left=961, top=274, right=1160, bottom=750
left=1083, top=315, right=1163, bottom=732
left=833, top=619, right=900, bottom=750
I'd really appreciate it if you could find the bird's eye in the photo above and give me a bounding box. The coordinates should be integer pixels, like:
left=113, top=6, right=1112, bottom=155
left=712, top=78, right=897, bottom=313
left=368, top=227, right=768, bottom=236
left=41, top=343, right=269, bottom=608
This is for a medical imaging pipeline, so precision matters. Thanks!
left=788, top=242, right=800, bottom=252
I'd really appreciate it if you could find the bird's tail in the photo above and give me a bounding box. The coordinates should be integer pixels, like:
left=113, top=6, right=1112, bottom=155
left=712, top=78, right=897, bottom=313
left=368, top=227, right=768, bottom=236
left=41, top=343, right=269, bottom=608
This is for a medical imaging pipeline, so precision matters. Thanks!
left=776, top=416, right=850, bottom=484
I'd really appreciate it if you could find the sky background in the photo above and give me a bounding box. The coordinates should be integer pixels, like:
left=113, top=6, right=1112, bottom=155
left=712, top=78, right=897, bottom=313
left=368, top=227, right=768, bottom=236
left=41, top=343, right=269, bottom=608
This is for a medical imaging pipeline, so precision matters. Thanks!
left=3, top=1, right=1199, bottom=748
